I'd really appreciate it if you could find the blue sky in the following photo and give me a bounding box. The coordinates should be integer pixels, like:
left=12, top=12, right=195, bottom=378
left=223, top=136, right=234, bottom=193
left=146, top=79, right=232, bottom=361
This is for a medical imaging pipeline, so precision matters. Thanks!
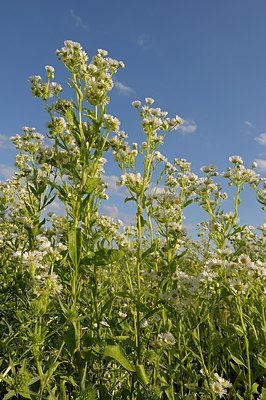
left=0, top=0, right=265, bottom=227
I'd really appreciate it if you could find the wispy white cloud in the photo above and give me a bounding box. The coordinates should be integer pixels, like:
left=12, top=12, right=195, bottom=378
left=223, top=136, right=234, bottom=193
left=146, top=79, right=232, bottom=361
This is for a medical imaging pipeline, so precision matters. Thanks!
left=70, top=9, right=87, bottom=30
left=114, top=80, right=135, bottom=96
left=0, top=134, right=12, bottom=149
left=255, top=159, right=266, bottom=171
left=46, top=199, right=64, bottom=212
left=178, top=120, right=197, bottom=134
left=244, top=120, right=254, bottom=129
left=103, top=175, right=125, bottom=197
left=100, top=204, right=135, bottom=224
left=101, top=204, right=119, bottom=219
left=255, top=133, right=266, bottom=145
left=0, top=163, right=15, bottom=179
left=137, top=34, right=149, bottom=48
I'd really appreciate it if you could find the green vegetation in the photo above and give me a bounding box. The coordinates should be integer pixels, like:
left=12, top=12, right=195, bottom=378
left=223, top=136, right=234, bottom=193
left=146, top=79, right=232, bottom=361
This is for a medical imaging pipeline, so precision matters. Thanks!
left=0, top=40, right=265, bottom=399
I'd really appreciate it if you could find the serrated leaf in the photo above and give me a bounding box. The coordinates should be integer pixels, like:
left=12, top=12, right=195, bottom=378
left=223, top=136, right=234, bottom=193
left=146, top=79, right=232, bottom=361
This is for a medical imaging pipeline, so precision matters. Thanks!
left=104, top=344, right=135, bottom=372
left=17, top=390, right=32, bottom=399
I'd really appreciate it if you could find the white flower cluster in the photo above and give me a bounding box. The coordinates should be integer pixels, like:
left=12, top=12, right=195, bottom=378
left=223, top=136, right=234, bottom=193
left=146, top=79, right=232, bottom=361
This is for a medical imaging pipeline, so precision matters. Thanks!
left=118, top=172, right=148, bottom=194
left=223, top=157, right=259, bottom=186
left=209, top=373, right=232, bottom=398
left=103, top=114, right=120, bottom=132
left=13, top=235, right=65, bottom=297
left=84, top=49, right=124, bottom=106
left=132, top=98, right=183, bottom=141
left=56, top=40, right=88, bottom=72
left=29, top=74, right=62, bottom=100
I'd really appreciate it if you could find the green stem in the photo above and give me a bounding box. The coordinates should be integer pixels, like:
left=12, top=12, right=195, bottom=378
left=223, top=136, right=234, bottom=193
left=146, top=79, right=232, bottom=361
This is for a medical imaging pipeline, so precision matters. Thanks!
left=237, top=297, right=252, bottom=399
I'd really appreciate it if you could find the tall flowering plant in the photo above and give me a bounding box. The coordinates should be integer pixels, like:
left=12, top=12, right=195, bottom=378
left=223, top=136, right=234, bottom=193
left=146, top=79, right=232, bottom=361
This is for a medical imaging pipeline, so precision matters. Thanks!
left=0, top=40, right=265, bottom=400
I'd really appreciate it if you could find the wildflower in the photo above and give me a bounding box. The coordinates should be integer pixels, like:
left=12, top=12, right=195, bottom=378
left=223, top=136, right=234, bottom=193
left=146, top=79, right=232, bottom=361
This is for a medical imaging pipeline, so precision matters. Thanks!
left=158, top=332, right=176, bottom=346
left=98, top=48, right=108, bottom=57
left=145, top=97, right=155, bottom=105
left=140, top=319, right=149, bottom=328
left=132, top=100, right=141, bottom=108
left=56, top=40, right=88, bottom=72
left=210, top=373, right=232, bottom=398
left=103, top=114, right=120, bottom=132
left=229, top=155, right=243, bottom=164
left=229, top=279, right=249, bottom=295
left=45, top=65, right=55, bottom=79
left=58, top=243, right=67, bottom=251
left=200, top=165, right=217, bottom=174
left=238, top=254, right=252, bottom=268
left=118, top=311, right=127, bottom=318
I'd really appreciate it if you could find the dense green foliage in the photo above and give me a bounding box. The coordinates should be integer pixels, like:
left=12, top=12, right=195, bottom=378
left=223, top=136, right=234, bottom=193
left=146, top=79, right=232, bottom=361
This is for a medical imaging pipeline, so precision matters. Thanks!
left=0, top=40, right=266, bottom=399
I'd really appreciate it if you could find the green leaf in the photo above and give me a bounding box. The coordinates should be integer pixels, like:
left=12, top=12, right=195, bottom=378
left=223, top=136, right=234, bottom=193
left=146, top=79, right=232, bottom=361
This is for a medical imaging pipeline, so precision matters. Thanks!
left=257, top=356, right=266, bottom=369
left=81, top=249, right=124, bottom=266
left=140, top=215, right=147, bottom=227
left=230, top=353, right=246, bottom=368
left=251, top=383, right=259, bottom=394
left=64, top=326, right=77, bottom=355
left=124, top=196, right=136, bottom=203
left=17, top=390, right=32, bottom=399
left=104, top=344, right=135, bottom=372
left=232, top=324, right=245, bottom=337
left=136, top=364, right=149, bottom=385
left=260, top=388, right=266, bottom=400
left=68, top=227, right=81, bottom=266
left=184, top=198, right=194, bottom=207
left=83, top=178, right=101, bottom=194
left=43, top=194, right=56, bottom=208
left=3, top=391, right=16, bottom=400
left=47, top=180, right=67, bottom=198
left=141, top=240, right=158, bottom=260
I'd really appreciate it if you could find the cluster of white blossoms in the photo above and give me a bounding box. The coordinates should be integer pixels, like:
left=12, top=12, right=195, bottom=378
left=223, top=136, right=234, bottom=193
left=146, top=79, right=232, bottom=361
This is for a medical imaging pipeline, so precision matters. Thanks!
left=209, top=373, right=232, bottom=398
left=96, top=215, right=131, bottom=248
left=103, top=114, right=120, bottom=132
left=118, top=172, right=148, bottom=194
left=109, top=134, right=138, bottom=170
left=133, top=98, right=183, bottom=135
left=222, top=156, right=259, bottom=186
left=13, top=235, right=65, bottom=297
left=84, top=48, right=124, bottom=106
left=46, top=116, right=67, bottom=136
left=29, top=74, right=62, bottom=100
left=11, top=127, right=44, bottom=154
left=56, top=40, right=88, bottom=73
